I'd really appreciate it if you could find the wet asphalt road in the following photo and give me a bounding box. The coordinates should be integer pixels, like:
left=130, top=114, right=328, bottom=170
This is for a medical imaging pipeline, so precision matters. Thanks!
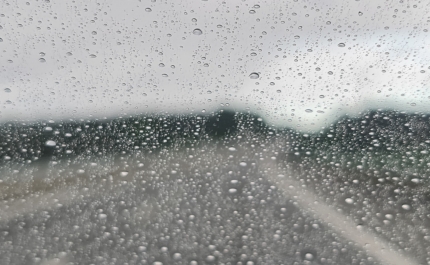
left=0, top=137, right=427, bottom=265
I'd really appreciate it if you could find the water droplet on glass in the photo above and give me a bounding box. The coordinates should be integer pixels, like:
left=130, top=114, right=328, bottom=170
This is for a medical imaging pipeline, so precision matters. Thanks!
left=145, top=8, right=152, bottom=12
left=294, top=35, right=300, bottom=39
left=228, top=188, right=237, bottom=194
left=173, top=253, right=182, bottom=260
left=345, top=198, right=354, bottom=204
left=249, top=72, right=259, bottom=79
left=98, top=213, right=107, bottom=219
left=305, top=109, right=313, bottom=113
left=401, top=204, right=411, bottom=210
left=239, top=162, right=247, bottom=167
left=91, top=31, right=97, bottom=35
left=304, top=253, right=314, bottom=261
left=4, top=88, right=11, bottom=93
left=192, top=18, right=197, bottom=22
left=206, top=255, right=215, bottom=262
left=39, top=58, right=46, bottom=63
left=249, top=10, right=256, bottom=14
left=358, top=11, right=363, bottom=16
left=120, top=171, right=129, bottom=177
left=193, top=28, right=203, bottom=35
left=45, top=140, right=56, bottom=147
left=338, top=43, right=345, bottom=47
left=39, top=52, right=45, bottom=56
left=89, top=54, right=97, bottom=58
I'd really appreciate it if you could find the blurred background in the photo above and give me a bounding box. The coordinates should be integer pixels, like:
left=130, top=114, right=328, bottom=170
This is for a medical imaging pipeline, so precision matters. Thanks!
left=0, top=0, right=430, bottom=264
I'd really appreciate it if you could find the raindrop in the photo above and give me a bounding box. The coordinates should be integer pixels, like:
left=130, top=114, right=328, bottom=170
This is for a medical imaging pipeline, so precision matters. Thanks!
left=239, top=162, right=247, bottom=167
left=228, top=188, right=237, bottom=194
left=254, top=4, right=260, bottom=8
left=305, top=109, right=313, bottom=113
left=358, top=11, right=363, bottom=16
left=39, top=52, right=45, bottom=56
left=249, top=10, right=256, bottom=14
left=328, top=71, right=333, bottom=75
left=206, top=255, right=215, bottom=262
left=89, top=54, right=97, bottom=58
left=304, top=253, right=314, bottom=261
left=294, top=35, right=300, bottom=39
left=338, top=43, right=345, bottom=47
left=45, top=140, right=56, bottom=147
left=0, top=38, right=3, bottom=42
left=4, top=88, right=11, bottom=93
left=345, top=198, right=354, bottom=204
left=120, top=171, right=129, bottom=177
left=173, top=253, right=182, bottom=260
left=193, top=28, right=203, bottom=35
left=98, top=213, right=107, bottom=219
left=39, top=58, right=46, bottom=63
left=401, top=204, right=411, bottom=210
left=228, top=147, right=236, bottom=151
left=249, top=72, right=259, bottom=79
left=192, top=18, right=197, bottom=22
left=91, top=31, right=97, bottom=35
left=145, top=8, right=152, bottom=12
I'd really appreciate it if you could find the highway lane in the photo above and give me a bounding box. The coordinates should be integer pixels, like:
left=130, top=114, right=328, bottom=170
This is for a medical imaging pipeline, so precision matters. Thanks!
left=0, top=137, right=426, bottom=265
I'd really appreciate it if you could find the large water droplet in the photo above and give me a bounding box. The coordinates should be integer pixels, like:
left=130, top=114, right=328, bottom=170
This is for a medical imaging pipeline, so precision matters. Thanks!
left=39, top=58, right=46, bottom=63
left=193, top=28, right=203, bottom=35
left=304, top=253, right=314, bottom=260
left=338, top=43, right=345, bottom=47
left=4, top=88, right=11, bottom=93
left=45, top=140, right=56, bottom=147
left=249, top=72, right=259, bottom=79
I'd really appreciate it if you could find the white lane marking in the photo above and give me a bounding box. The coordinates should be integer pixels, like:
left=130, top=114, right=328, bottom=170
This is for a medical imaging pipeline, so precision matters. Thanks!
left=265, top=161, right=419, bottom=265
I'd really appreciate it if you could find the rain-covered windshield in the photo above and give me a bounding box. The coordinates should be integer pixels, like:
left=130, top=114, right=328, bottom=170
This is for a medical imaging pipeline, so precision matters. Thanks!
left=0, top=1, right=429, bottom=265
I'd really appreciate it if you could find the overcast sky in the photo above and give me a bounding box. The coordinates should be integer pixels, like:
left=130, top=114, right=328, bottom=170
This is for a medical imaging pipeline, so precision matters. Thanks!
left=1, top=0, right=429, bottom=131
